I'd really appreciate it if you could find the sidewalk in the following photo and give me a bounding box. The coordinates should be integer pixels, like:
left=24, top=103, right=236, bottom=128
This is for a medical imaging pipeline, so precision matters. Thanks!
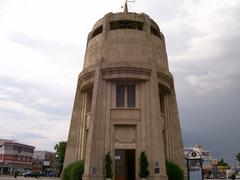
left=0, top=175, right=60, bottom=180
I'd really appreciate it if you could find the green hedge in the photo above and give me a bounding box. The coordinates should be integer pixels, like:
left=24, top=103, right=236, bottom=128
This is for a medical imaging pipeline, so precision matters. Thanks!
left=166, top=160, right=183, bottom=180
left=63, top=160, right=84, bottom=180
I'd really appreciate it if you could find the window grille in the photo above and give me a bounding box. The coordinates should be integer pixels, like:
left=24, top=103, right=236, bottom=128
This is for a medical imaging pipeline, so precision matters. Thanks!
left=116, top=84, right=136, bottom=107
left=116, top=85, right=125, bottom=107
left=127, top=85, right=135, bottom=107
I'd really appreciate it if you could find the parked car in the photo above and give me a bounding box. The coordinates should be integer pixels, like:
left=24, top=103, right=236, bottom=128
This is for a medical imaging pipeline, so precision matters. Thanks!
left=39, top=171, right=46, bottom=176
left=22, top=171, right=40, bottom=178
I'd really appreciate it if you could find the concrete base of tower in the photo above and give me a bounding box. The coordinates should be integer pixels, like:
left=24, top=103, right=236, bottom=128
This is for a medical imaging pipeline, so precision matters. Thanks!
left=82, top=174, right=104, bottom=180
left=150, top=174, right=168, bottom=180
left=82, top=175, right=168, bottom=180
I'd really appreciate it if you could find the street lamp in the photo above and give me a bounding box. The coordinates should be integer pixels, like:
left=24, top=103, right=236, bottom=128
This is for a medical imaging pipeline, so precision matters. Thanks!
left=185, top=150, right=203, bottom=180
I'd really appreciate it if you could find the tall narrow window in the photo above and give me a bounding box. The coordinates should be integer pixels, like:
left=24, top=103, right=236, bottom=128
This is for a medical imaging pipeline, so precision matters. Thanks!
left=159, top=91, right=165, bottom=114
left=127, top=85, right=135, bottom=107
left=116, top=84, right=136, bottom=107
left=86, top=91, right=92, bottom=113
left=116, top=85, right=125, bottom=107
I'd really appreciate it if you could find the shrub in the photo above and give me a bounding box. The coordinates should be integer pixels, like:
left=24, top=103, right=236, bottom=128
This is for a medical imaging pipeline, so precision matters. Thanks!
left=139, top=151, right=149, bottom=178
left=63, top=160, right=84, bottom=180
left=63, top=162, right=73, bottom=180
left=105, top=152, right=113, bottom=178
left=166, top=160, right=183, bottom=180
left=71, top=160, right=84, bottom=180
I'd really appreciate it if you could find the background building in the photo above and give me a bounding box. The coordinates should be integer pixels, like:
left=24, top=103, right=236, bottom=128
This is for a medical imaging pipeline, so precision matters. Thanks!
left=0, top=139, right=35, bottom=174
left=184, top=145, right=213, bottom=178
left=33, top=150, right=56, bottom=176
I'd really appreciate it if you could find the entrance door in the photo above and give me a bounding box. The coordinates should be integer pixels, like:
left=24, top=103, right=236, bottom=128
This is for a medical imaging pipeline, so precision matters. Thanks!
left=115, top=149, right=135, bottom=180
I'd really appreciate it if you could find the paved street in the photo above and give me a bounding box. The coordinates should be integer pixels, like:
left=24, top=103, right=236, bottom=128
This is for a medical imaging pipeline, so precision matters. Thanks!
left=0, top=176, right=232, bottom=180
left=0, top=176, right=60, bottom=180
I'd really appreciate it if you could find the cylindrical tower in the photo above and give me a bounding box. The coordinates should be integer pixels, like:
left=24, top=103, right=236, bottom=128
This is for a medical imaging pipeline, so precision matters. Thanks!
left=64, top=12, right=186, bottom=180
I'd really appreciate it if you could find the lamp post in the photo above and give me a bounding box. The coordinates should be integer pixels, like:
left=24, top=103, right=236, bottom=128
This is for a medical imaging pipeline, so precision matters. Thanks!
left=185, top=150, right=203, bottom=180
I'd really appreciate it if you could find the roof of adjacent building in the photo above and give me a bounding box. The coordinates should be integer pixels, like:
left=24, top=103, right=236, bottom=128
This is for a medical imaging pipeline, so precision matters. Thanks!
left=0, top=139, right=35, bottom=149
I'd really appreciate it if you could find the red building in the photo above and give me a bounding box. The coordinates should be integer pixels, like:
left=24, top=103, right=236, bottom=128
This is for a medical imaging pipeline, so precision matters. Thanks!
left=0, top=139, right=35, bottom=174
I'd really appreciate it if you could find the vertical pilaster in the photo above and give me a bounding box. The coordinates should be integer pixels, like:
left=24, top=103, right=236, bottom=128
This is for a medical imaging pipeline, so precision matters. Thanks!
left=170, top=88, right=188, bottom=179
left=164, top=93, right=170, bottom=160
left=149, top=66, right=167, bottom=180
left=140, top=82, right=146, bottom=152
left=82, top=64, right=103, bottom=180
left=104, top=80, right=111, bottom=154
left=63, top=84, right=82, bottom=168
left=81, top=93, right=88, bottom=160
left=78, top=93, right=85, bottom=160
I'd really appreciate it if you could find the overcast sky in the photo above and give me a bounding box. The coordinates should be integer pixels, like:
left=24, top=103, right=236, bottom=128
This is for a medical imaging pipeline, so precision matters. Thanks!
left=0, top=0, right=239, bottom=165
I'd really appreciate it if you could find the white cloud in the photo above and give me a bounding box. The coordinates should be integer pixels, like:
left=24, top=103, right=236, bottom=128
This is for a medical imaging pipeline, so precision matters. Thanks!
left=157, top=0, right=240, bottom=96
left=0, top=98, right=70, bottom=150
left=186, top=73, right=234, bottom=95
left=0, top=0, right=239, bottom=162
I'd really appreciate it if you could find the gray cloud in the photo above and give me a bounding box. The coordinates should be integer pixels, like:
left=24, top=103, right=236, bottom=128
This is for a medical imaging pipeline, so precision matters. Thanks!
left=0, top=75, right=72, bottom=150
left=0, top=0, right=239, bottom=162
left=0, top=75, right=73, bottom=117
left=8, top=32, right=80, bottom=56
left=15, top=132, right=47, bottom=139
left=153, top=0, right=240, bottom=164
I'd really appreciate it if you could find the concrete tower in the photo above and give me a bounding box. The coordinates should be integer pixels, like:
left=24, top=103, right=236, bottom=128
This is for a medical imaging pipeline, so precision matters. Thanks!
left=64, top=11, right=186, bottom=180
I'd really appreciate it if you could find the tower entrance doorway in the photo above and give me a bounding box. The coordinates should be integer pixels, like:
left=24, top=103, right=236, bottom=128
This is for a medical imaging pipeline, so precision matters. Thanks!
left=115, top=149, right=135, bottom=180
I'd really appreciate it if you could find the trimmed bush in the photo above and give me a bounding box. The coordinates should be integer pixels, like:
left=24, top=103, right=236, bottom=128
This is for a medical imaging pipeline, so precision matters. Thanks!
left=63, top=162, right=74, bottom=180
left=166, top=160, right=183, bottom=180
left=71, top=160, right=84, bottom=180
left=63, top=160, right=84, bottom=180
left=105, top=152, right=113, bottom=178
left=139, top=151, right=149, bottom=178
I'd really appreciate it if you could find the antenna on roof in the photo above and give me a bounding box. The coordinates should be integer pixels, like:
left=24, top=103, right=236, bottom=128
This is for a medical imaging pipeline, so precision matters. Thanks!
left=122, top=0, right=136, bottom=13
left=124, top=0, right=128, bottom=13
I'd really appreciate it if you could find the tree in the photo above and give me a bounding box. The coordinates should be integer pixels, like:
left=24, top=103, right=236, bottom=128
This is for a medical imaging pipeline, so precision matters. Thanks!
left=105, top=152, right=113, bottom=178
left=236, top=152, right=240, bottom=165
left=139, top=151, right=149, bottom=178
left=54, top=141, right=67, bottom=176
left=217, top=158, right=229, bottom=168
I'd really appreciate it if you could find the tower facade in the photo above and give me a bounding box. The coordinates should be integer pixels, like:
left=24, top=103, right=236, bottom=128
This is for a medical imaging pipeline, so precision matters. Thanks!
left=64, top=12, right=186, bottom=180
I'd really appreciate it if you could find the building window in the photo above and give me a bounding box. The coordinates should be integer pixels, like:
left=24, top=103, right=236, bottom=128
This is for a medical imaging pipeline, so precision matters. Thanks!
left=86, top=90, right=93, bottom=113
left=155, top=161, right=160, bottom=174
left=110, top=20, right=143, bottom=30
left=116, top=84, right=136, bottom=107
left=159, top=91, right=165, bottom=114
left=127, top=85, right=135, bottom=107
left=92, top=25, right=103, bottom=38
left=150, top=25, right=161, bottom=38
left=116, top=85, right=125, bottom=107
